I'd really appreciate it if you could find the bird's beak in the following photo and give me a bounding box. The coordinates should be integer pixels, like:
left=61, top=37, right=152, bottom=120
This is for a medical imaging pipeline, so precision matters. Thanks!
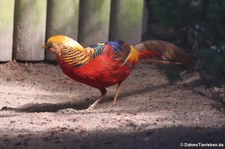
left=42, top=44, right=47, bottom=49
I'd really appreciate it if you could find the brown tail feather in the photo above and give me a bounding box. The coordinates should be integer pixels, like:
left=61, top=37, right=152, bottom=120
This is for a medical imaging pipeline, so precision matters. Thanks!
left=133, top=40, right=193, bottom=68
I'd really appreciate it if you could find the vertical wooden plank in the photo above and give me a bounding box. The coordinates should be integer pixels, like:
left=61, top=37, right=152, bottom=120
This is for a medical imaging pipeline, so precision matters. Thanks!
left=142, top=0, right=149, bottom=41
left=45, top=0, right=79, bottom=61
left=13, top=0, right=46, bottom=61
left=109, top=0, right=144, bottom=44
left=78, top=0, right=111, bottom=46
left=0, top=0, right=14, bottom=61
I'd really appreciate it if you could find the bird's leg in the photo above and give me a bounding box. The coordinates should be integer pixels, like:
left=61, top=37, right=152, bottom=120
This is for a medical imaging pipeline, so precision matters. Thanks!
left=112, top=82, right=122, bottom=106
left=88, top=88, right=107, bottom=109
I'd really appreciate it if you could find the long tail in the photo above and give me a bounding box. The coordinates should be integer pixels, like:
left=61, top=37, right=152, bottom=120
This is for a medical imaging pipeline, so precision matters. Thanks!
left=133, top=40, right=193, bottom=68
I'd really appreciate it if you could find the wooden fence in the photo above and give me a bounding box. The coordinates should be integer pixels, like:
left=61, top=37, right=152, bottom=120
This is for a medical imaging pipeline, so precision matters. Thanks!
left=0, top=0, right=144, bottom=62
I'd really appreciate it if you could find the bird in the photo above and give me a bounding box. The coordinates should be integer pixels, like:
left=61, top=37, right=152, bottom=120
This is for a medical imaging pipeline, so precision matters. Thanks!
left=44, top=35, right=192, bottom=109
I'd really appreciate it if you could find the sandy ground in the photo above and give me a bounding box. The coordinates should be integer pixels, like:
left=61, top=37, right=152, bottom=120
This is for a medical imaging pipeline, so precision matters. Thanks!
left=0, top=61, right=225, bottom=149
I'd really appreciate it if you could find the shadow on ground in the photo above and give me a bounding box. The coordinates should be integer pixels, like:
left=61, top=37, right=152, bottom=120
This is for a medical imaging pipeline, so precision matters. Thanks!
left=1, top=84, right=168, bottom=112
left=0, top=126, right=224, bottom=149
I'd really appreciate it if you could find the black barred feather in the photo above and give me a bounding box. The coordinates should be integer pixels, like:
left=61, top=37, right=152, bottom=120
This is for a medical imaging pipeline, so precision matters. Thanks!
left=61, top=46, right=91, bottom=67
left=61, top=43, right=106, bottom=67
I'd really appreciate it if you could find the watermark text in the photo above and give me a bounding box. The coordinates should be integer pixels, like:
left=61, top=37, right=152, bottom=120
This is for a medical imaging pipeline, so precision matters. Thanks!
left=180, top=142, right=224, bottom=148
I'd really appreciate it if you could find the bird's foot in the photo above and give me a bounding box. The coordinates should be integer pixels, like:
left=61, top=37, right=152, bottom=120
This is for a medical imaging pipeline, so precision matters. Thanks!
left=58, top=108, right=80, bottom=114
left=112, top=101, right=116, bottom=106
left=86, top=105, right=95, bottom=112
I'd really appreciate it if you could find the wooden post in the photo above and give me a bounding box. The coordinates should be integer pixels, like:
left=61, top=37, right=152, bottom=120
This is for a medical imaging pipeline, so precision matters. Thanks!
left=109, top=0, right=144, bottom=44
left=13, top=0, right=47, bottom=61
left=45, top=0, right=79, bottom=61
left=0, top=0, right=14, bottom=61
left=78, top=0, right=111, bottom=46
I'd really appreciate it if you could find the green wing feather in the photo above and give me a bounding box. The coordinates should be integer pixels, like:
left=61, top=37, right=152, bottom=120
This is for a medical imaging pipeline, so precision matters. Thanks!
left=90, top=43, right=105, bottom=58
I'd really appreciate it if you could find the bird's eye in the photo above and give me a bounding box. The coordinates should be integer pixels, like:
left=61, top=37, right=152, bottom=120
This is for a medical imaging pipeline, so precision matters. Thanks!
left=51, top=42, right=56, bottom=47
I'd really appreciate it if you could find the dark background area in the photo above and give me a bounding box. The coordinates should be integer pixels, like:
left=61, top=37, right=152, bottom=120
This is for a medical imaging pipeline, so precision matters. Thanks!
left=143, top=0, right=225, bottom=85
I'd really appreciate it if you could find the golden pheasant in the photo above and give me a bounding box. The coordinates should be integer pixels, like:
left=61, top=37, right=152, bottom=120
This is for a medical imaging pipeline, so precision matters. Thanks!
left=44, top=35, right=192, bottom=109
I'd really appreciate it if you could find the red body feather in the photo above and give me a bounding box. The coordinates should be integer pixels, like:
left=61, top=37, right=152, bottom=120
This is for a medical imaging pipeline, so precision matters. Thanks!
left=138, top=49, right=161, bottom=59
left=57, top=45, right=135, bottom=89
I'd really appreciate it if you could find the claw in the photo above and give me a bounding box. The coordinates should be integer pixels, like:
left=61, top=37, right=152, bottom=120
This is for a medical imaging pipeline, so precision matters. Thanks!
left=88, top=88, right=107, bottom=109
left=87, top=105, right=94, bottom=111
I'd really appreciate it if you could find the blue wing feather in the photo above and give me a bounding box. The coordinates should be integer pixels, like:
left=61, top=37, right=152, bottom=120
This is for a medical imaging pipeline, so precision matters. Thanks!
left=106, top=41, right=124, bottom=53
left=89, top=41, right=131, bottom=62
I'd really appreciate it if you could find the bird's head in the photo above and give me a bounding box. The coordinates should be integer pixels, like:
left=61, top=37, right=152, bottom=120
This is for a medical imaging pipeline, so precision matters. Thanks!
left=43, top=35, right=84, bottom=56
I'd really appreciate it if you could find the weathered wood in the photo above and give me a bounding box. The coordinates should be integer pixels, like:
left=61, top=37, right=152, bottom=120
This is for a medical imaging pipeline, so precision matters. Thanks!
left=109, top=0, right=144, bottom=44
left=78, top=0, right=110, bottom=46
left=0, top=0, right=14, bottom=61
left=13, top=0, right=47, bottom=61
left=45, top=0, right=79, bottom=61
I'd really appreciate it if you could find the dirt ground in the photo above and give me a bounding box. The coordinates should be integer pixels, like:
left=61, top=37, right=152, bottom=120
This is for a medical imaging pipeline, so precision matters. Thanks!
left=0, top=61, right=225, bottom=149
